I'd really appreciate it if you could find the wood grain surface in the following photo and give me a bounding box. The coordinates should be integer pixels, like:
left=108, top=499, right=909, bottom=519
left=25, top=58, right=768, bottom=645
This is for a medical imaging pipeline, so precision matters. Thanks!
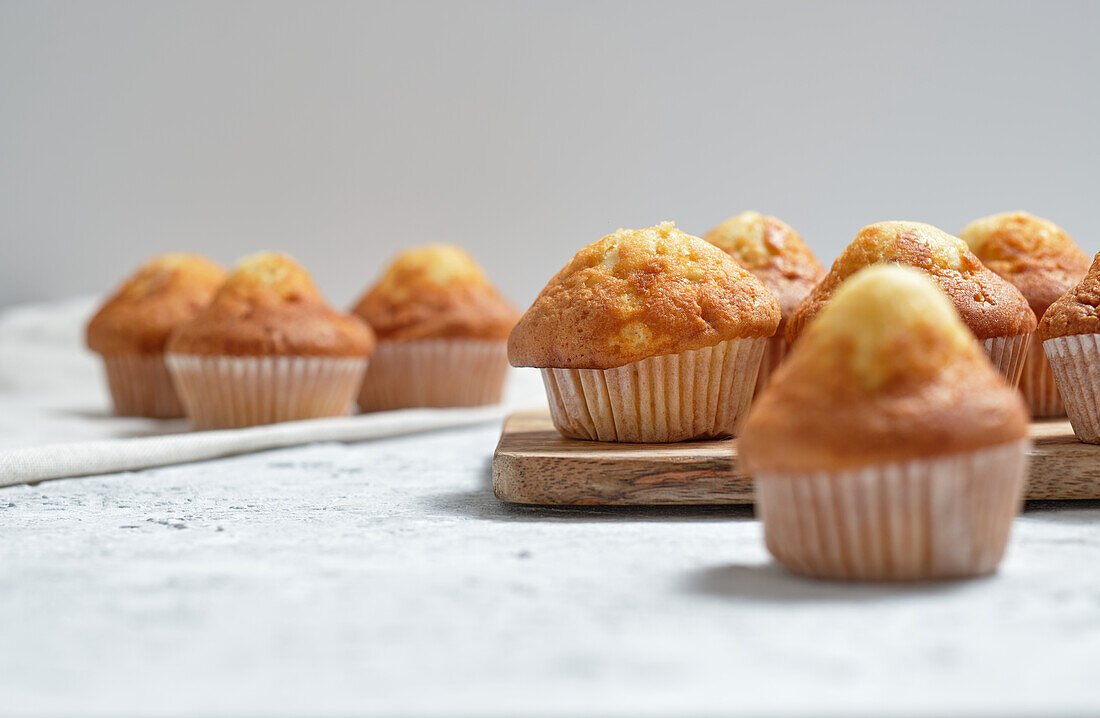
left=493, top=411, right=1100, bottom=506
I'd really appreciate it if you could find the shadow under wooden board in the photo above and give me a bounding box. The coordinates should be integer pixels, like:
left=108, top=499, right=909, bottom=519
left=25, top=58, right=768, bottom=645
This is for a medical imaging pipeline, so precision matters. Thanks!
left=493, top=410, right=1100, bottom=506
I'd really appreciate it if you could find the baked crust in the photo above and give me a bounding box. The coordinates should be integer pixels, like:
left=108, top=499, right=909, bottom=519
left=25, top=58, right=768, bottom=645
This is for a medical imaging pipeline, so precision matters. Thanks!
left=351, top=244, right=518, bottom=341
left=741, top=265, right=1029, bottom=473
left=86, top=254, right=227, bottom=355
left=787, top=221, right=1036, bottom=343
left=1038, top=252, right=1100, bottom=340
left=508, top=222, right=780, bottom=369
left=704, top=211, right=825, bottom=332
left=167, top=252, right=375, bottom=357
left=960, top=211, right=1091, bottom=317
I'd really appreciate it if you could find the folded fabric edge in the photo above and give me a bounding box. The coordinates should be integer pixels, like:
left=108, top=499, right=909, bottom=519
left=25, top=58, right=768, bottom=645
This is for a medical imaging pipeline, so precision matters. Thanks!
left=0, top=405, right=508, bottom=488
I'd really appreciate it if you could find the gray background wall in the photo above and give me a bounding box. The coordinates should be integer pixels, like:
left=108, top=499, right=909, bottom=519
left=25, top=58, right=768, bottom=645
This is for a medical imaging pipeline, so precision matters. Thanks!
left=1, top=0, right=1097, bottom=310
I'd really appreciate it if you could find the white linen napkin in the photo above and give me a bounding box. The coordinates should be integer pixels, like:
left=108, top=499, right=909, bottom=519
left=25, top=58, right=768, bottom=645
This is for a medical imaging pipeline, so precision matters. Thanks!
left=0, top=405, right=507, bottom=486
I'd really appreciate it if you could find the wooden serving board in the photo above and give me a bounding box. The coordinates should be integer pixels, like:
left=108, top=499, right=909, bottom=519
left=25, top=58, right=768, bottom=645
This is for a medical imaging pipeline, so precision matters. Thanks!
left=493, top=410, right=1100, bottom=506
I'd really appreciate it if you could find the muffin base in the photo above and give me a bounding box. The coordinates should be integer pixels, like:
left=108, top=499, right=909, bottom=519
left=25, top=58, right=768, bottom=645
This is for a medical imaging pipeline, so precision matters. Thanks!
left=752, top=335, right=789, bottom=401
left=540, top=337, right=766, bottom=443
left=166, top=354, right=368, bottom=430
left=101, top=354, right=184, bottom=418
left=755, top=440, right=1028, bottom=581
left=1044, top=334, right=1100, bottom=444
left=357, top=339, right=509, bottom=412
left=1021, top=332, right=1064, bottom=417
left=981, top=334, right=1030, bottom=388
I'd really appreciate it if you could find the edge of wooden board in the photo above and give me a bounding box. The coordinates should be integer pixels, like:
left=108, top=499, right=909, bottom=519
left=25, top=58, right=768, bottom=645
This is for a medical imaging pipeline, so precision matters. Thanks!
left=493, top=411, right=1100, bottom=506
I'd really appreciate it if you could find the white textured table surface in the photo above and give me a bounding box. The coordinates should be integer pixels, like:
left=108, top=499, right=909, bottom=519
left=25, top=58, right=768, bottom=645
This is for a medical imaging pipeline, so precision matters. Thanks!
left=2, top=300, right=1100, bottom=717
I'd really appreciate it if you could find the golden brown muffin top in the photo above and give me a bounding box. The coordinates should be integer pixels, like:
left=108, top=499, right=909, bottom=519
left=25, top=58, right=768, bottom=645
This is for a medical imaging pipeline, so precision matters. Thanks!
left=508, top=222, right=780, bottom=369
left=86, top=253, right=227, bottom=355
left=351, top=244, right=518, bottom=341
left=704, top=211, right=825, bottom=330
left=167, top=252, right=375, bottom=357
left=741, top=265, right=1029, bottom=474
left=787, top=221, right=1036, bottom=343
left=1038, top=251, right=1100, bottom=340
left=960, top=211, right=1091, bottom=317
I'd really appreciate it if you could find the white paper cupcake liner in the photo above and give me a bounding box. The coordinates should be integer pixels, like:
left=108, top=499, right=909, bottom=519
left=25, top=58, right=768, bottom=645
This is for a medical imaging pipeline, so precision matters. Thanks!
left=166, top=354, right=368, bottom=430
left=100, top=353, right=184, bottom=418
left=540, top=337, right=766, bottom=443
left=981, top=334, right=1030, bottom=388
left=752, top=335, right=789, bottom=401
left=1044, top=334, right=1100, bottom=443
left=357, top=339, right=509, bottom=412
left=1020, top=332, right=1065, bottom=417
left=755, top=440, right=1029, bottom=580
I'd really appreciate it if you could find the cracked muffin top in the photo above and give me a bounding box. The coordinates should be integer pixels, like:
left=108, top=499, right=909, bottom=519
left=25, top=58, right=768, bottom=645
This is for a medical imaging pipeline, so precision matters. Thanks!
left=741, top=264, right=1028, bottom=473
left=704, top=211, right=825, bottom=332
left=509, top=222, right=780, bottom=369
left=960, top=211, right=1091, bottom=319
left=167, top=252, right=375, bottom=357
left=1038, top=251, right=1100, bottom=341
left=787, top=221, right=1036, bottom=344
left=87, top=253, right=227, bottom=355
left=352, top=244, right=518, bottom=341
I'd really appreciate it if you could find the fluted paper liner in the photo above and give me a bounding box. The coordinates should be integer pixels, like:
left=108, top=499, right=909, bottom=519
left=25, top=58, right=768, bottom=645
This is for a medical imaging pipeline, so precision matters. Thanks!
left=752, top=335, right=789, bottom=401
left=540, top=337, right=766, bottom=443
left=755, top=440, right=1028, bottom=580
left=166, top=354, right=368, bottom=430
left=101, top=354, right=184, bottom=418
left=357, top=339, right=509, bottom=412
left=980, top=334, right=1030, bottom=389
left=1044, top=334, right=1100, bottom=444
left=1020, top=332, right=1064, bottom=417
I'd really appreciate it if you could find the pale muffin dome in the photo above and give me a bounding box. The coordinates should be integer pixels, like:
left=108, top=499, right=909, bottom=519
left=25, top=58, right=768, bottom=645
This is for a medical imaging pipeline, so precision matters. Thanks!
left=86, top=253, right=227, bottom=355
left=741, top=264, right=1029, bottom=473
left=704, top=211, right=825, bottom=329
left=704, top=211, right=819, bottom=271
left=787, top=221, right=1036, bottom=343
left=509, top=222, right=780, bottom=369
left=168, top=252, right=375, bottom=357
left=352, top=244, right=518, bottom=341
left=960, top=211, right=1091, bottom=317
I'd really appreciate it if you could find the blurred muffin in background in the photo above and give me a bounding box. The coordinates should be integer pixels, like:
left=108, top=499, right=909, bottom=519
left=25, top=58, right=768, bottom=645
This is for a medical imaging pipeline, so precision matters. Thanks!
left=352, top=244, right=518, bottom=411
left=961, top=211, right=1091, bottom=417
left=704, top=211, right=824, bottom=397
left=788, top=221, right=1036, bottom=384
left=86, top=253, right=226, bottom=418
left=742, top=264, right=1029, bottom=581
left=167, top=252, right=374, bottom=429
left=509, top=222, right=779, bottom=443
left=1038, top=251, right=1100, bottom=443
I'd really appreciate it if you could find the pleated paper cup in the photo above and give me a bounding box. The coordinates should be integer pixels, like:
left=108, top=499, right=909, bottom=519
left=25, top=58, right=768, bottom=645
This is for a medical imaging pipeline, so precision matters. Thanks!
left=1021, top=332, right=1065, bottom=417
left=755, top=440, right=1028, bottom=581
left=100, top=353, right=184, bottom=418
left=1044, top=334, right=1100, bottom=444
left=540, top=337, right=767, bottom=443
left=357, top=339, right=509, bottom=412
left=752, top=335, right=789, bottom=401
left=166, top=354, right=368, bottom=430
left=981, top=333, right=1030, bottom=388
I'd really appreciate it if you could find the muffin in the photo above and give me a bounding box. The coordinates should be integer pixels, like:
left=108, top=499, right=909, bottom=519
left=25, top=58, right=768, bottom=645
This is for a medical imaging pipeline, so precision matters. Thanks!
left=788, top=221, right=1036, bottom=385
left=166, top=252, right=375, bottom=429
left=86, top=254, right=226, bottom=418
left=704, top=211, right=825, bottom=396
left=961, top=211, right=1092, bottom=416
left=351, top=244, right=518, bottom=410
left=742, top=265, right=1030, bottom=580
left=509, top=222, right=780, bottom=443
left=1038, top=251, right=1100, bottom=443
